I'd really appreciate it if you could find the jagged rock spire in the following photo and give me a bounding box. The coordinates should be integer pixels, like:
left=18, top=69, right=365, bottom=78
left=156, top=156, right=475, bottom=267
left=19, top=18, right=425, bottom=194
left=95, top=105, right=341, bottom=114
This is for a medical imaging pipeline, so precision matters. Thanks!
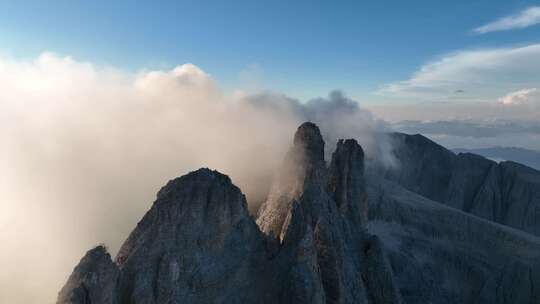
left=293, top=122, right=326, bottom=180
left=257, top=122, right=400, bottom=303
left=328, top=138, right=368, bottom=224
left=57, top=245, right=118, bottom=304
left=257, top=122, right=327, bottom=238
left=58, top=123, right=402, bottom=304
left=257, top=123, right=369, bottom=238
left=57, top=122, right=540, bottom=304
left=120, top=169, right=277, bottom=303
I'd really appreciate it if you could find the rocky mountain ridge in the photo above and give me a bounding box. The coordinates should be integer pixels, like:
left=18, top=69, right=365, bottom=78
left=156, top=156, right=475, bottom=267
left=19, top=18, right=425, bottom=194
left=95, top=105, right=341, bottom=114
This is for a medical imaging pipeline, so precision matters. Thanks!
left=58, top=122, right=400, bottom=304
left=373, top=132, right=540, bottom=237
left=58, top=123, right=540, bottom=304
left=366, top=175, right=540, bottom=303
left=453, top=147, right=540, bottom=171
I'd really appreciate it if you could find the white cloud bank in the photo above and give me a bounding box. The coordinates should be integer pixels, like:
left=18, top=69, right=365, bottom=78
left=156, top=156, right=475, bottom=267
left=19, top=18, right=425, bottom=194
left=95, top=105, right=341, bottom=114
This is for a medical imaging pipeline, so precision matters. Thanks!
left=377, top=44, right=540, bottom=101
left=499, top=87, right=539, bottom=105
left=368, top=86, right=540, bottom=150
left=0, top=53, right=387, bottom=303
left=474, top=6, right=540, bottom=34
left=370, top=87, right=540, bottom=123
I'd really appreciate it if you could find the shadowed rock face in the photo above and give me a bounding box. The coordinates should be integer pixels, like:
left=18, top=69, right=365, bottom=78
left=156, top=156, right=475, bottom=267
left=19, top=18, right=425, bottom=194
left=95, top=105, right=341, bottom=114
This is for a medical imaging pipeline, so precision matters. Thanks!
left=366, top=175, right=540, bottom=304
left=374, top=132, right=540, bottom=237
left=256, top=122, right=328, bottom=238
left=112, top=168, right=276, bottom=304
left=258, top=122, right=400, bottom=304
left=293, top=121, right=326, bottom=172
left=58, top=123, right=540, bottom=304
left=328, top=139, right=368, bottom=224
left=57, top=246, right=118, bottom=304
left=58, top=122, right=401, bottom=304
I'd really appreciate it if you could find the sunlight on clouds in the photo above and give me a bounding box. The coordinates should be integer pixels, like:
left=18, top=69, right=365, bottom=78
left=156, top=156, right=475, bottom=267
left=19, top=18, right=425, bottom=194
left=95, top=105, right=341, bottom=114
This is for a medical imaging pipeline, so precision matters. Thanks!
left=499, top=88, right=539, bottom=105
left=0, top=52, right=387, bottom=303
left=377, top=44, right=540, bottom=101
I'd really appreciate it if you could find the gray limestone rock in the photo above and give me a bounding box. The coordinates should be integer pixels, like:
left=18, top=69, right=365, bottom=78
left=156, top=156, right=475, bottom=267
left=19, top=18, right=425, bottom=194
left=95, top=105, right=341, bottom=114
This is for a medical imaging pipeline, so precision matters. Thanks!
left=59, top=122, right=401, bottom=303
left=328, top=139, right=368, bottom=224
left=56, top=122, right=540, bottom=304
left=259, top=122, right=401, bottom=304
left=373, top=132, right=540, bottom=237
left=367, top=175, right=540, bottom=304
left=114, top=168, right=276, bottom=304
left=57, top=245, right=119, bottom=304
left=256, top=122, right=328, bottom=238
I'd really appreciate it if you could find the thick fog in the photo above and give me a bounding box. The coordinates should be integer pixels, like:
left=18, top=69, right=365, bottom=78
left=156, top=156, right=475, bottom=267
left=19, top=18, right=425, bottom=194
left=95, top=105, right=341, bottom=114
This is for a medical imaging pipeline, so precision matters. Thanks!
left=0, top=53, right=390, bottom=303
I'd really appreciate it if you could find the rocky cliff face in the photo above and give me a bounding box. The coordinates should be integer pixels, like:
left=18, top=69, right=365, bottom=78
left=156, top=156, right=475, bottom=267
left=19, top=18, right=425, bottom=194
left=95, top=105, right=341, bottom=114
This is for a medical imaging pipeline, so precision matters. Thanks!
left=366, top=175, right=540, bottom=304
left=58, top=123, right=540, bottom=304
left=256, top=122, right=327, bottom=238
left=373, top=132, right=540, bottom=237
left=57, top=245, right=119, bottom=304
left=58, top=122, right=400, bottom=304
left=257, top=123, right=400, bottom=304
left=114, top=168, right=277, bottom=304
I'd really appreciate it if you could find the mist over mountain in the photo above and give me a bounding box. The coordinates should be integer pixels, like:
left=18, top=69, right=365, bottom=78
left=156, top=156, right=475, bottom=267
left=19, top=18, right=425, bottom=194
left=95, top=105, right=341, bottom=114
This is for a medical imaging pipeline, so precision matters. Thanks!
left=0, top=54, right=393, bottom=304
left=2, top=54, right=538, bottom=303
left=58, top=122, right=540, bottom=304
left=4, top=2, right=540, bottom=303
left=2, top=55, right=538, bottom=303
left=368, top=100, right=540, bottom=152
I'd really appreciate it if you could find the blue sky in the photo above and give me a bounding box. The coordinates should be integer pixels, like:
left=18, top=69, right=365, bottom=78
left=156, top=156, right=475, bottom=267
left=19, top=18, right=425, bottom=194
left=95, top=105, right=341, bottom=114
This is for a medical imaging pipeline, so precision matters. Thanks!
left=1, top=0, right=540, bottom=102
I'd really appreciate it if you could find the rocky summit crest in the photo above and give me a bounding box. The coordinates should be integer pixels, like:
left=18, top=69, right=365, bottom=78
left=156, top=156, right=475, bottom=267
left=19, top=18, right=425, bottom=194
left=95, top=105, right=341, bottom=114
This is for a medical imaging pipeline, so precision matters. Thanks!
left=57, top=122, right=401, bottom=304
left=58, top=122, right=540, bottom=304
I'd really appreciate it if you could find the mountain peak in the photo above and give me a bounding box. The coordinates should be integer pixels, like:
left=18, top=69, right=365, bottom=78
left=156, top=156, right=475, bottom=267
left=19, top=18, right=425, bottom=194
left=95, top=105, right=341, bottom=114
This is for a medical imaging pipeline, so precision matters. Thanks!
left=115, top=167, right=254, bottom=267
left=293, top=122, right=325, bottom=165
left=156, top=167, right=233, bottom=200
left=58, top=123, right=402, bottom=304
left=256, top=122, right=328, bottom=237
left=328, top=138, right=368, bottom=223
left=57, top=245, right=118, bottom=304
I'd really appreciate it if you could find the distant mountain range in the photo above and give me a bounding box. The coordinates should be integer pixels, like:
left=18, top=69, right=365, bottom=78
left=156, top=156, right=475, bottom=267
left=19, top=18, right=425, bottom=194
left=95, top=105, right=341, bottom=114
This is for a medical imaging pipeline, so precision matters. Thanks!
left=453, top=147, right=540, bottom=170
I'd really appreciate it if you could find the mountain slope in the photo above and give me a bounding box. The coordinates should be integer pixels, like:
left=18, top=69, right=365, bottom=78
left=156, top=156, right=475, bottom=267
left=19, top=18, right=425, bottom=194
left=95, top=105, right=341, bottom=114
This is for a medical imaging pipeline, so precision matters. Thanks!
left=367, top=174, right=540, bottom=304
left=373, top=132, right=540, bottom=237
left=57, top=124, right=540, bottom=304
left=59, top=168, right=278, bottom=304
left=58, top=122, right=401, bottom=304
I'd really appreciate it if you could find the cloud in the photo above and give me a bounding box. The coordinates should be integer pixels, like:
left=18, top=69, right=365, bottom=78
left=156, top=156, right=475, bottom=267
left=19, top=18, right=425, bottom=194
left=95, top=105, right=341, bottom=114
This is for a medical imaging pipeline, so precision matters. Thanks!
left=368, top=88, right=540, bottom=150
left=246, top=90, right=391, bottom=156
left=368, top=96, right=540, bottom=123
left=0, top=53, right=388, bottom=303
left=473, top=6, right=540, bottom=34
left=377, top=44, right=540, bottom=100
left=382, top=118, right=540, bottom=151
left=392, top=120, right=540, bottom=139
left=499, top=87, right=539, bottom=105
